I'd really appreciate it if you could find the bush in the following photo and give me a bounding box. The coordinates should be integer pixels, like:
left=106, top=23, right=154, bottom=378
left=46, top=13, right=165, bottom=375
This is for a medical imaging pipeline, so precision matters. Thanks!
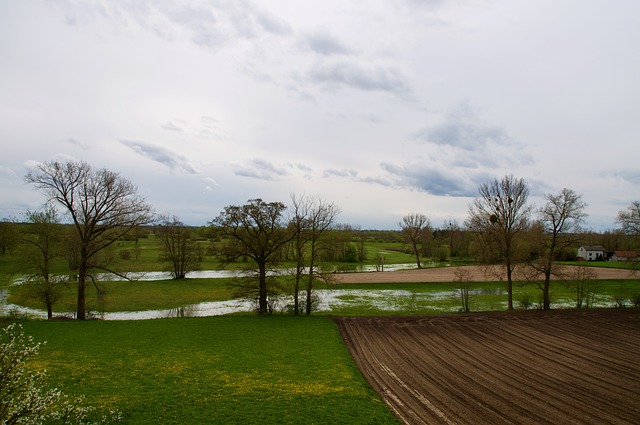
left=517, top=294, right=533, bottom=310
left=0, top=323, right=122, bottom=425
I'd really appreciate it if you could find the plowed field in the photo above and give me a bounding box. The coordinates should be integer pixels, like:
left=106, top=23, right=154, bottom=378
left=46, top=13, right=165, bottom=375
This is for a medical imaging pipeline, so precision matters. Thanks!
left=333, top=265, right=636, bottom=284
left=335, top=309, right=640, bottom=425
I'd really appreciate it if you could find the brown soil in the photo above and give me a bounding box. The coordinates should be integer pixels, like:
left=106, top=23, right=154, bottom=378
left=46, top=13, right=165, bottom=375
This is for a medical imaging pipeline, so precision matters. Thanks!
left=335, top=309, right=640, bottom=424
left=333, top=265, right=637, bottom=284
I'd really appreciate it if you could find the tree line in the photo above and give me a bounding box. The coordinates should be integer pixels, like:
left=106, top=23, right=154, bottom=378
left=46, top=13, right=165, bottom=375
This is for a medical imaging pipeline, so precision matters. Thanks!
left=2, top=160, right=639, bottom=319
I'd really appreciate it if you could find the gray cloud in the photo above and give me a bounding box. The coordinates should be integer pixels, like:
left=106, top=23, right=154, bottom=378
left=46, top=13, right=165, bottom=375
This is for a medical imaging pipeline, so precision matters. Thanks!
left=51, top=0, right=291, bottom=48
left=162, top=121, right=184, bottom=133
left=611, top=169, right=640, bottom=185
left=120, top=140, right=197, bottom=174
left=381, top=162, right=478, bottom=197
left=411, top=102, right=535, bottom=171
left=309, top=61, right=409, bottom=94
left=323, top=168, right=358, bottom=178
left=413, top=102, right=509, bottom=151
left=303, top=30, right=352, bottom=56
left=235, top=159, right=288, bottom=181
left=66, top=138, right=91, bottom=150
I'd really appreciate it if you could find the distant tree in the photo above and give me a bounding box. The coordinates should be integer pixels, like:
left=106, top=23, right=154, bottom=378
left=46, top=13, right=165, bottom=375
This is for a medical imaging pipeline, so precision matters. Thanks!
left=0, top=219, right=18, bottom=256
left=399, top=213, right=431, bottom=269
left=446, top=219, right=463, bottom=258
left=466, top=175, right=532, bottom=310
left=211, top=199, right=294, bottom=315
left=18, top=207, right=67, bottom=319
left=289, top=194, right=340, bottom=315
left=157, top=215, right=201, bottom=279
left=617, top=201, right=640, bottom=239
left=528, top=189, right=588, bottom=310
left=25, top=160, right=154, bottom=320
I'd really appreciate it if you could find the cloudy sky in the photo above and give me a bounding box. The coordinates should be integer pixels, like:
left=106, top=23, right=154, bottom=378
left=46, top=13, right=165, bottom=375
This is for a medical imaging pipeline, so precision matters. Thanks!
left=1, top=1, right=639, bottom=230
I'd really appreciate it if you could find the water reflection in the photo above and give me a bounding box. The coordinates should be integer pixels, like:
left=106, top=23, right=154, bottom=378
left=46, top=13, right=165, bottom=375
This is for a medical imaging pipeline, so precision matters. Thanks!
left=96, top=263, right=422, bottom=282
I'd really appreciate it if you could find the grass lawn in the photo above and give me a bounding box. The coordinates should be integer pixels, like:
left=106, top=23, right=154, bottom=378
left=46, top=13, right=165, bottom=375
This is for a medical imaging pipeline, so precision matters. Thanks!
left=8, top=278, right=236, bottom=313
left=22, top=316, right=399, bottom=425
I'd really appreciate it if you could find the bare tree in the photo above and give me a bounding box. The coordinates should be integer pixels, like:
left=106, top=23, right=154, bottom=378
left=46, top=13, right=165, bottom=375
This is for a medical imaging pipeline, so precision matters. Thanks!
left=18, top=207, right=67, bottom=319
left=566, top=265, right=599, bottom=308
left=211, top=199, right=294, bottom=315
left=157, top=215, right=201, bottom=279
left=290, top=194, right=340, bottom=315
left=617, top=201, right=640, bottom=257
left=529, top=188, right=588, bottom=310
left=25, top=160, right=154, bottom=320
left=399, top=213, right=431, bottom=269
left=454, top=269, right=473, bottom=312
left=466, top=175, right=532, bottom=310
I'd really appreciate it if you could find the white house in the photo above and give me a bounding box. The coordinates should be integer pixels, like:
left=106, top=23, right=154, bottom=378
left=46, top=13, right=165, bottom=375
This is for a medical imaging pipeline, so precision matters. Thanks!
left=577, top=245, right=606, bottom=261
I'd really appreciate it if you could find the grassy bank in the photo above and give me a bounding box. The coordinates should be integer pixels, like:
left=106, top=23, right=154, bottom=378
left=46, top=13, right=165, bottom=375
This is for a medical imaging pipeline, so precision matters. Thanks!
left=22, top=316, right=399, bottom=425
left=8, top=278, right=640, bottom=316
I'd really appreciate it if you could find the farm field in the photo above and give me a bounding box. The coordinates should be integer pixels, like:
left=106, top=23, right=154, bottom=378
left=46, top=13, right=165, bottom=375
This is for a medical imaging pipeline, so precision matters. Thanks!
left=333, top=264, right=638, bottom=284
left=335, top=309, right=640, bottom=425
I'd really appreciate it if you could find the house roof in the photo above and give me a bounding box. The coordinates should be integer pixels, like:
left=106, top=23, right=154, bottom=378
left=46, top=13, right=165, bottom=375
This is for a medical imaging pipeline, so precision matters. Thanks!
left=580, top=245, right=606, bottom=251
left=613, top=250, right=638, bottom=258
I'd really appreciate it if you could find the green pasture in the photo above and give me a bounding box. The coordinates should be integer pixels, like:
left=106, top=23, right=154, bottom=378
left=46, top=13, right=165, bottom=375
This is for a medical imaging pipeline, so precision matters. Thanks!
left=21, top=316, right=399, bottom=424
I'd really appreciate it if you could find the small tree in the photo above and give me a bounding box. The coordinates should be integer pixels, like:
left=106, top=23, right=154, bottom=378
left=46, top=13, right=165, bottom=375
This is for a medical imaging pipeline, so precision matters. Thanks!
left=399, top=213, right=431, bottom=269
left=0, top=324, right=122, bottom=424
left=18, top=207, right=67, bottom=319
left=453, top=269, right=473, bottom=312
left=566, top=265, right=599, bottom=308
left=211, top=199, right=294, bottom=315
left=25, top=160, right=154, bottom=320
left=157, top=216, right=201, bottom=279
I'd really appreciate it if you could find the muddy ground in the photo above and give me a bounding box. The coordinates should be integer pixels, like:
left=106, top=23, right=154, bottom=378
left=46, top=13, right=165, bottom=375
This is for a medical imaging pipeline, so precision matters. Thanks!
left=333, top=264, right=637, bottom=284
left=336, top=309, right=640, bottom=424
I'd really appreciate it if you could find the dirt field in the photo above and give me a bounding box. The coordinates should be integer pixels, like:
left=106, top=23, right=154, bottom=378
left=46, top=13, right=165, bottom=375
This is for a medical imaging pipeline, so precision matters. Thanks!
left=333, top=265, right=637, bottom=284
left=335, top=309, right=640, bottom=424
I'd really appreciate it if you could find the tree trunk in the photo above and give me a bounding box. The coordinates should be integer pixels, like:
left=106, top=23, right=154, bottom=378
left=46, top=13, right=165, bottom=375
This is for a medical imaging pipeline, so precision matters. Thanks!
left=258, top=263, right=268, bottom=315
left=543, top=267, right=552, bottom=310
left=506, top=262, right=514, bottom=310
left=77, top=266, right=87, bottom=320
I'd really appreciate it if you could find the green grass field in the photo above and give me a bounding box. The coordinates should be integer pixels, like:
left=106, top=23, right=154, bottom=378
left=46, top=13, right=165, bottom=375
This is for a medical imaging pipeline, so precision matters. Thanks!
left=21, top=316, right=399, bottom=425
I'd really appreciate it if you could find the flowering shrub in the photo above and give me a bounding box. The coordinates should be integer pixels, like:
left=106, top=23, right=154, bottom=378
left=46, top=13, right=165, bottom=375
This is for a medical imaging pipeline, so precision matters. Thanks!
left=0, top=324, right=122, bottom=425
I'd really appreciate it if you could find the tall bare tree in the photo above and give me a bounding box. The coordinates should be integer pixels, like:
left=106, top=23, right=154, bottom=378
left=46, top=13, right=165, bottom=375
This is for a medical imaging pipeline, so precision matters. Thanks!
left=290, top=194, right=340, bottom=315
left=25, top=160, right=154, bottom=320
left=530, top=188, right=588, bottom=309
left=211, top=199, right=294, bottom=315
left=157, top=215, right=201, bottom=279
left=466, top=175, right=532, bottom=310
left=399, top=213, right=431, bottom=269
